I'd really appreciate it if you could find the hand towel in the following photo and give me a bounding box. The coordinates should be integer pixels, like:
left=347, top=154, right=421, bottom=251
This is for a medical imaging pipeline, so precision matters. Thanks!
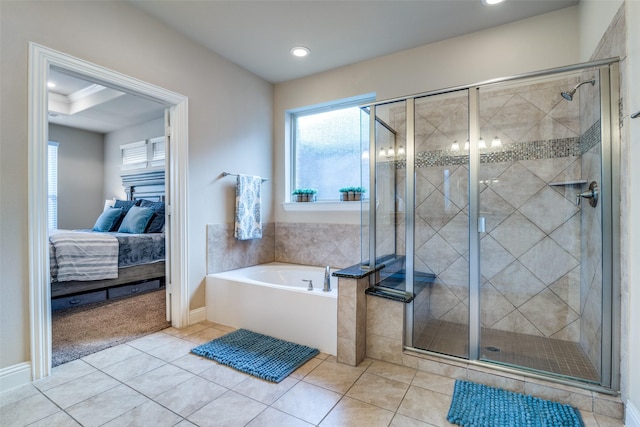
left=235, top=174, right=262, bottom=240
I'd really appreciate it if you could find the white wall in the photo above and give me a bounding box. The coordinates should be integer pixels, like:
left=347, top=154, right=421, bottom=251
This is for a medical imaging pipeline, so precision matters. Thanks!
left=579, top=0, right=624, bottom=62
left=48, top=124, right=105, bottom=229
left=0, top=1, right=273, bottom=370
left=103, top=117, right=165, bottom=201
left=273, top=6, right=580, bottom=225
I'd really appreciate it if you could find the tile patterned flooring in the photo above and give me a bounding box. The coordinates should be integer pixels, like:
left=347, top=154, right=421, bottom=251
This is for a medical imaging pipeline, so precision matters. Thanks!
left=1, top=321, right=623, bottom=427
left=415, top=320, right=600, bottom=382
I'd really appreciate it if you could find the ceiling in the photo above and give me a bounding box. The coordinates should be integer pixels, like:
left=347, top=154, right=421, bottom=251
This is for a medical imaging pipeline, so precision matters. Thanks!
left=49, top=0, right=579, bottom=133
left=47, top=68, right=166, bottom=133
left=129, top=0, right=579, bottom=84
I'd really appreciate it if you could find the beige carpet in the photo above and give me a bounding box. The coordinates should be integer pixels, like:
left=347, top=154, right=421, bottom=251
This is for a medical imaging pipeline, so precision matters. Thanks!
left=52, top=289, right=171, bottom=367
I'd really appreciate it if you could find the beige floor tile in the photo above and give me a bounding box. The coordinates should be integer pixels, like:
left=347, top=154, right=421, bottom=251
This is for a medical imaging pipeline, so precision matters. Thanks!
left=593, top=413, right=625, bottom=427
left=246, top=407, right=314, bottom=427
left=102, top=400, right=183, bottom=427
left=0, top=383, right=39, bottom=408
left=65, top=384, right=149, bottom=427
left=182, top=327, right=228, bottom=344
left=42, top=371, right=120, bottom=408
left=101, top=352, right=166, bottom=382
left=366, top=360, right=417, bottom=384
left=124, top=363, right=194, bottom=397
left=0, top=393, right=60, bottom=426
left=320, top=396, right=395, bottom=427
left=289, top=356, right=323, bottom=380
left=411, top=370, right=456, bottom=396
left=127, top=331, right=178, bottom=352
left=187, top=390, right=267, bottom=427
left=271, top=381, right=342, bottom=425
left=199, top=363, right=250, bottom=388
left=303, top=359, right=366, bottom=393
left=27, top=410, right=82, bottom=426
left=164, top=323, right=207, bottom=338
left=390, top=413, right=434, bottom=426
left=233, top=375, right=298, bottom=405
left=154, top=376, right=227, bottom=417
left=146, top=337, right=197, bottom=362
left=397, top=386, right=455, bottom=427
left=171, top=353, right=219, bottom=374
left=81, top=343, right=143, bottom=370
left=33, top=359, right=96, bottom=391
left=346, top=372, right=410, bottom=411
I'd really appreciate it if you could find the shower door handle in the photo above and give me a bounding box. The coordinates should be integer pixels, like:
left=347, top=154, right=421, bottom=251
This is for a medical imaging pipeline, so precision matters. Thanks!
left=478, top=217, right=486, bottom=233
left=576, top=181, right=598, bottom=208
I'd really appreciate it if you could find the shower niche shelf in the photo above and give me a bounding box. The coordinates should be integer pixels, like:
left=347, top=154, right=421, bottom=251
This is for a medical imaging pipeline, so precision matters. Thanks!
left=548, top=179, right=588, bottom=186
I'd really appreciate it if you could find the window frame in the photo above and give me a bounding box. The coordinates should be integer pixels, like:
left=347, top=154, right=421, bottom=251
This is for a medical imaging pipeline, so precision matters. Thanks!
left=287, top=93, right=375, bottom=206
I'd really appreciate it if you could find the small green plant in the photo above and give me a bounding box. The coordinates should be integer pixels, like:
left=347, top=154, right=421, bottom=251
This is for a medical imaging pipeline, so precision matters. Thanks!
left=339, top=186, right=366, bottom=193
left=292, top=188, right=317, bottom=195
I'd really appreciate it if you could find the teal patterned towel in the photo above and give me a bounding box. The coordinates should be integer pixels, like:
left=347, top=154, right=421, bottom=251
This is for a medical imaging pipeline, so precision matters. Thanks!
left=234, top=174, right=262, bottom=240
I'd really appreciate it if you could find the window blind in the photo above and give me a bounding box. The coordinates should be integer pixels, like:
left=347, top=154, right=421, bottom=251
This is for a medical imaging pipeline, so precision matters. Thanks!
left=48, top=142, right=59, bottom=230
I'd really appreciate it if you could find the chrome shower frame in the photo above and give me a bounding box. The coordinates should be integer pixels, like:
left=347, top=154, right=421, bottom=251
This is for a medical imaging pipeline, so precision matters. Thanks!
left=363, top=57, right=621, bottom=393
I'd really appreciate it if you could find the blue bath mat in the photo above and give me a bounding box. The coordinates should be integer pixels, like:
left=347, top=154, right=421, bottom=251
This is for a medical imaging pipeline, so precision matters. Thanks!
left=447, top=380, right=584, bottom=427
left=191, top=329, right=319, bottom=383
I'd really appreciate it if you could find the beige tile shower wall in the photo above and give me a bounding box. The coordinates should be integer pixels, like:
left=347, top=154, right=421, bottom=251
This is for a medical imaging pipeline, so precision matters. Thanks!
left=274, top=223, right=361, bottom=269
left=206, top=223, right=275, bottom=273
left=403, top=78, right=590, bottom=342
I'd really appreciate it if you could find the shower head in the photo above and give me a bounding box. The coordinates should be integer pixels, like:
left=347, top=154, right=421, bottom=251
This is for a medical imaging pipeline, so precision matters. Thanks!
left=561, top=79, right=595, bottom=101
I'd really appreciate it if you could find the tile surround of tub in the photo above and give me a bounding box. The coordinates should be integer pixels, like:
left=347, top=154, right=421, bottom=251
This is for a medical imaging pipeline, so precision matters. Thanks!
left=207, top=222, right=361, bottom=274
left=206, top=223, right=275, bottom=274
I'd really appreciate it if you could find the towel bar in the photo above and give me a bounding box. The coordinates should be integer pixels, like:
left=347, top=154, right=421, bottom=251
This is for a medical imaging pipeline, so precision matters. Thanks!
left=221, top=171, right=268, bottom=182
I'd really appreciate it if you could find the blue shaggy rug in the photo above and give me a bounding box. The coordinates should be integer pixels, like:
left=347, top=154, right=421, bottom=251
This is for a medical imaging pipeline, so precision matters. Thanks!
left=447, top=380, right=584, bottom=427
left=191, top=329, right=319, bottom=383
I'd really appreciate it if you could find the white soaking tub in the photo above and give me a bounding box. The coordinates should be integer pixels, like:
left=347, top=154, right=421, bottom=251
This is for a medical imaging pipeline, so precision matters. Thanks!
left=205, top=262, right=338, bottom=355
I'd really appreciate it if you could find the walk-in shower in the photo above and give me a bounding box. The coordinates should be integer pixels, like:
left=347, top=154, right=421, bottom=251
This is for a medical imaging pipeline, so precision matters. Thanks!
left=361, top=59, right=620, bottom=391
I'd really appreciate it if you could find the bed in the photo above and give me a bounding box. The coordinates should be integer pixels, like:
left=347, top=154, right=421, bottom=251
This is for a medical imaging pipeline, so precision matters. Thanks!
left=50, top=170, right=167, bottom=310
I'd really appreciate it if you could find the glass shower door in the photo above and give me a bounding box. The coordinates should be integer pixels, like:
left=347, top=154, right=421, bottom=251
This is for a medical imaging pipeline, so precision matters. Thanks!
left=412, top=90, right=470, bottom=359
left=477, top=70, right=603, bottom=383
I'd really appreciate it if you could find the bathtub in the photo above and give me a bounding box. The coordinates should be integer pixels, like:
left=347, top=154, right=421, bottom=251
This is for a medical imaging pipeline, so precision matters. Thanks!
left=205, top=263, right=338, bottom=355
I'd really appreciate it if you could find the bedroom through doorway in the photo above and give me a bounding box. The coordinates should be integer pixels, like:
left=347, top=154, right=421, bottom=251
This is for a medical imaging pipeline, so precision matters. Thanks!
left=29, top=43, right=189, bottom=380
left=47, top=67, right=170, bottom=366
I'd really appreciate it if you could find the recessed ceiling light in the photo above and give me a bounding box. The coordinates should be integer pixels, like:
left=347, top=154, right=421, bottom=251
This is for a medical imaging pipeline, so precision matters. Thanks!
left=482, top=0, right=504, bottom=5
left=290, top=46, right=310, bottom=58
left=47, top=81, right=56, bottom=88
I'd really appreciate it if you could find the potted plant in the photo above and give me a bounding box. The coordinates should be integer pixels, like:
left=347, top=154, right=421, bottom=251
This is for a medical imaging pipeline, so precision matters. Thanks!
left=339, top=186, right=366, bottom=201
left=292, top=188, right=317, bottom=202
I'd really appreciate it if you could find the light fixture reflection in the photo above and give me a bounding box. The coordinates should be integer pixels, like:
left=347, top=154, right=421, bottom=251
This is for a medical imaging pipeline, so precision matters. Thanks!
left=478, top=137, right=487, bottom=149
left=379, top=147, right=386, bottom=158
left=387, top=147, right=395, bottom=157
left=491, top=136, right=502, bottom=148
left=464, top=140, right=470, bottom=150
left=451, top=141, right=460, bottom=151
left=397, top=146, right=405, bottom=156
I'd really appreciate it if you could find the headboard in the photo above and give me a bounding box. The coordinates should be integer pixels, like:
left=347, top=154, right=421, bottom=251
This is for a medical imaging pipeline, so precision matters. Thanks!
left=121, top=170, right=165, bottom=202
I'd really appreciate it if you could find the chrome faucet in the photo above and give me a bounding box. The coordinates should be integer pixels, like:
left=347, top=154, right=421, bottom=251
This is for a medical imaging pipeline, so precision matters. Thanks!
left=323, top=266, right=331, bottom=292
left=302, top=279, right=313, bottom=291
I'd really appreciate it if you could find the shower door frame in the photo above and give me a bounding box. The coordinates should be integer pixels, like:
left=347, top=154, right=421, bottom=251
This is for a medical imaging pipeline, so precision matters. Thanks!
left=366, top=58, right=620, bottom=392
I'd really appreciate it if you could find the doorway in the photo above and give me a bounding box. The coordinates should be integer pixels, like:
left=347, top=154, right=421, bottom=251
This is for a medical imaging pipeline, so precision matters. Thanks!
left=28, top=43, right=189, bottom=380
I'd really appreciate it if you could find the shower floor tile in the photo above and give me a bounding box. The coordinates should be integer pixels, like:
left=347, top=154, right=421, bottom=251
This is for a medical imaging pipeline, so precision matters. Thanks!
left=414, top=320, right=600, bottom=383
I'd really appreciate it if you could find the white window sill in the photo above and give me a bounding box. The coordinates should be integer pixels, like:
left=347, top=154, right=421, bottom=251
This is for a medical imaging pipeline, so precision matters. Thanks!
left=282, top=201, right=368, bottom=212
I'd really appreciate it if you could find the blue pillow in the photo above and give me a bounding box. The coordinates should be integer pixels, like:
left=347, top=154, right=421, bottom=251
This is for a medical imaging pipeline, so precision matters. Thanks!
left=117, top=206, right=155, bottom=234
left=139, top=200, right=165, bottom=233
left=93, top=208, right=123, bottom=232
left=110, top=199, right=140, bottom=231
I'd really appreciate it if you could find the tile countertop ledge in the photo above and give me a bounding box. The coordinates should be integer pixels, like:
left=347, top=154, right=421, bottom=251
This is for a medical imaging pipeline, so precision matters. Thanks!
left=332, top=263, right=383, bottom=279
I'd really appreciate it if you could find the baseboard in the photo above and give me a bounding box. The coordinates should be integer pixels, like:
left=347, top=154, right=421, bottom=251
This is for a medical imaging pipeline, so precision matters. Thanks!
left=0, top=362, right=31, bottom=392
left=189, top=307, right=207, bottom=325
left=627, top=400, right=640, bottom=427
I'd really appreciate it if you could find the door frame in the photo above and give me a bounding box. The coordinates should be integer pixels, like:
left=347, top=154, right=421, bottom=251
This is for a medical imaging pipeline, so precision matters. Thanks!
left=28, top=43, right=190, bottom=380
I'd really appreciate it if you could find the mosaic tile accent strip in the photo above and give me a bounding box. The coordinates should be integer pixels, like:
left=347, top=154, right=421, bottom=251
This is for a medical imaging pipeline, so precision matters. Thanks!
left=381, top=120, right=601, bottom=170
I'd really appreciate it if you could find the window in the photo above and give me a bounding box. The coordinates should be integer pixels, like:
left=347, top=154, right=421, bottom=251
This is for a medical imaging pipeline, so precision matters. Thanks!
left=48, top=141, right=59, bottom=230
left=121, top=140, right=147, bottom=170
left=150, top=136, right=166, bottom=167
left=290, top=94, right=373, bottom=201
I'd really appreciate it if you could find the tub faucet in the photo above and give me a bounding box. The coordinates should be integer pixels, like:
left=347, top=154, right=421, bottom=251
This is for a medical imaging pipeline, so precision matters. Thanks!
left=323, top=266, right=332, bottom=292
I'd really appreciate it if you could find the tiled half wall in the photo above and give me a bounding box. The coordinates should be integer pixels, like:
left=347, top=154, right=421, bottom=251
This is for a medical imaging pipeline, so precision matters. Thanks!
left=207, top=222, right=361, bottom=274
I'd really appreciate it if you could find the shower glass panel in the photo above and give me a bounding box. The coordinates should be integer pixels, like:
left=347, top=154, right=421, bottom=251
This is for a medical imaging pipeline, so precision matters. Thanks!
left=477, top=70, right=603, bottom=383
left=371, top=100, right=408, bottom=291
left=412, top=91, right=470, bottom=359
